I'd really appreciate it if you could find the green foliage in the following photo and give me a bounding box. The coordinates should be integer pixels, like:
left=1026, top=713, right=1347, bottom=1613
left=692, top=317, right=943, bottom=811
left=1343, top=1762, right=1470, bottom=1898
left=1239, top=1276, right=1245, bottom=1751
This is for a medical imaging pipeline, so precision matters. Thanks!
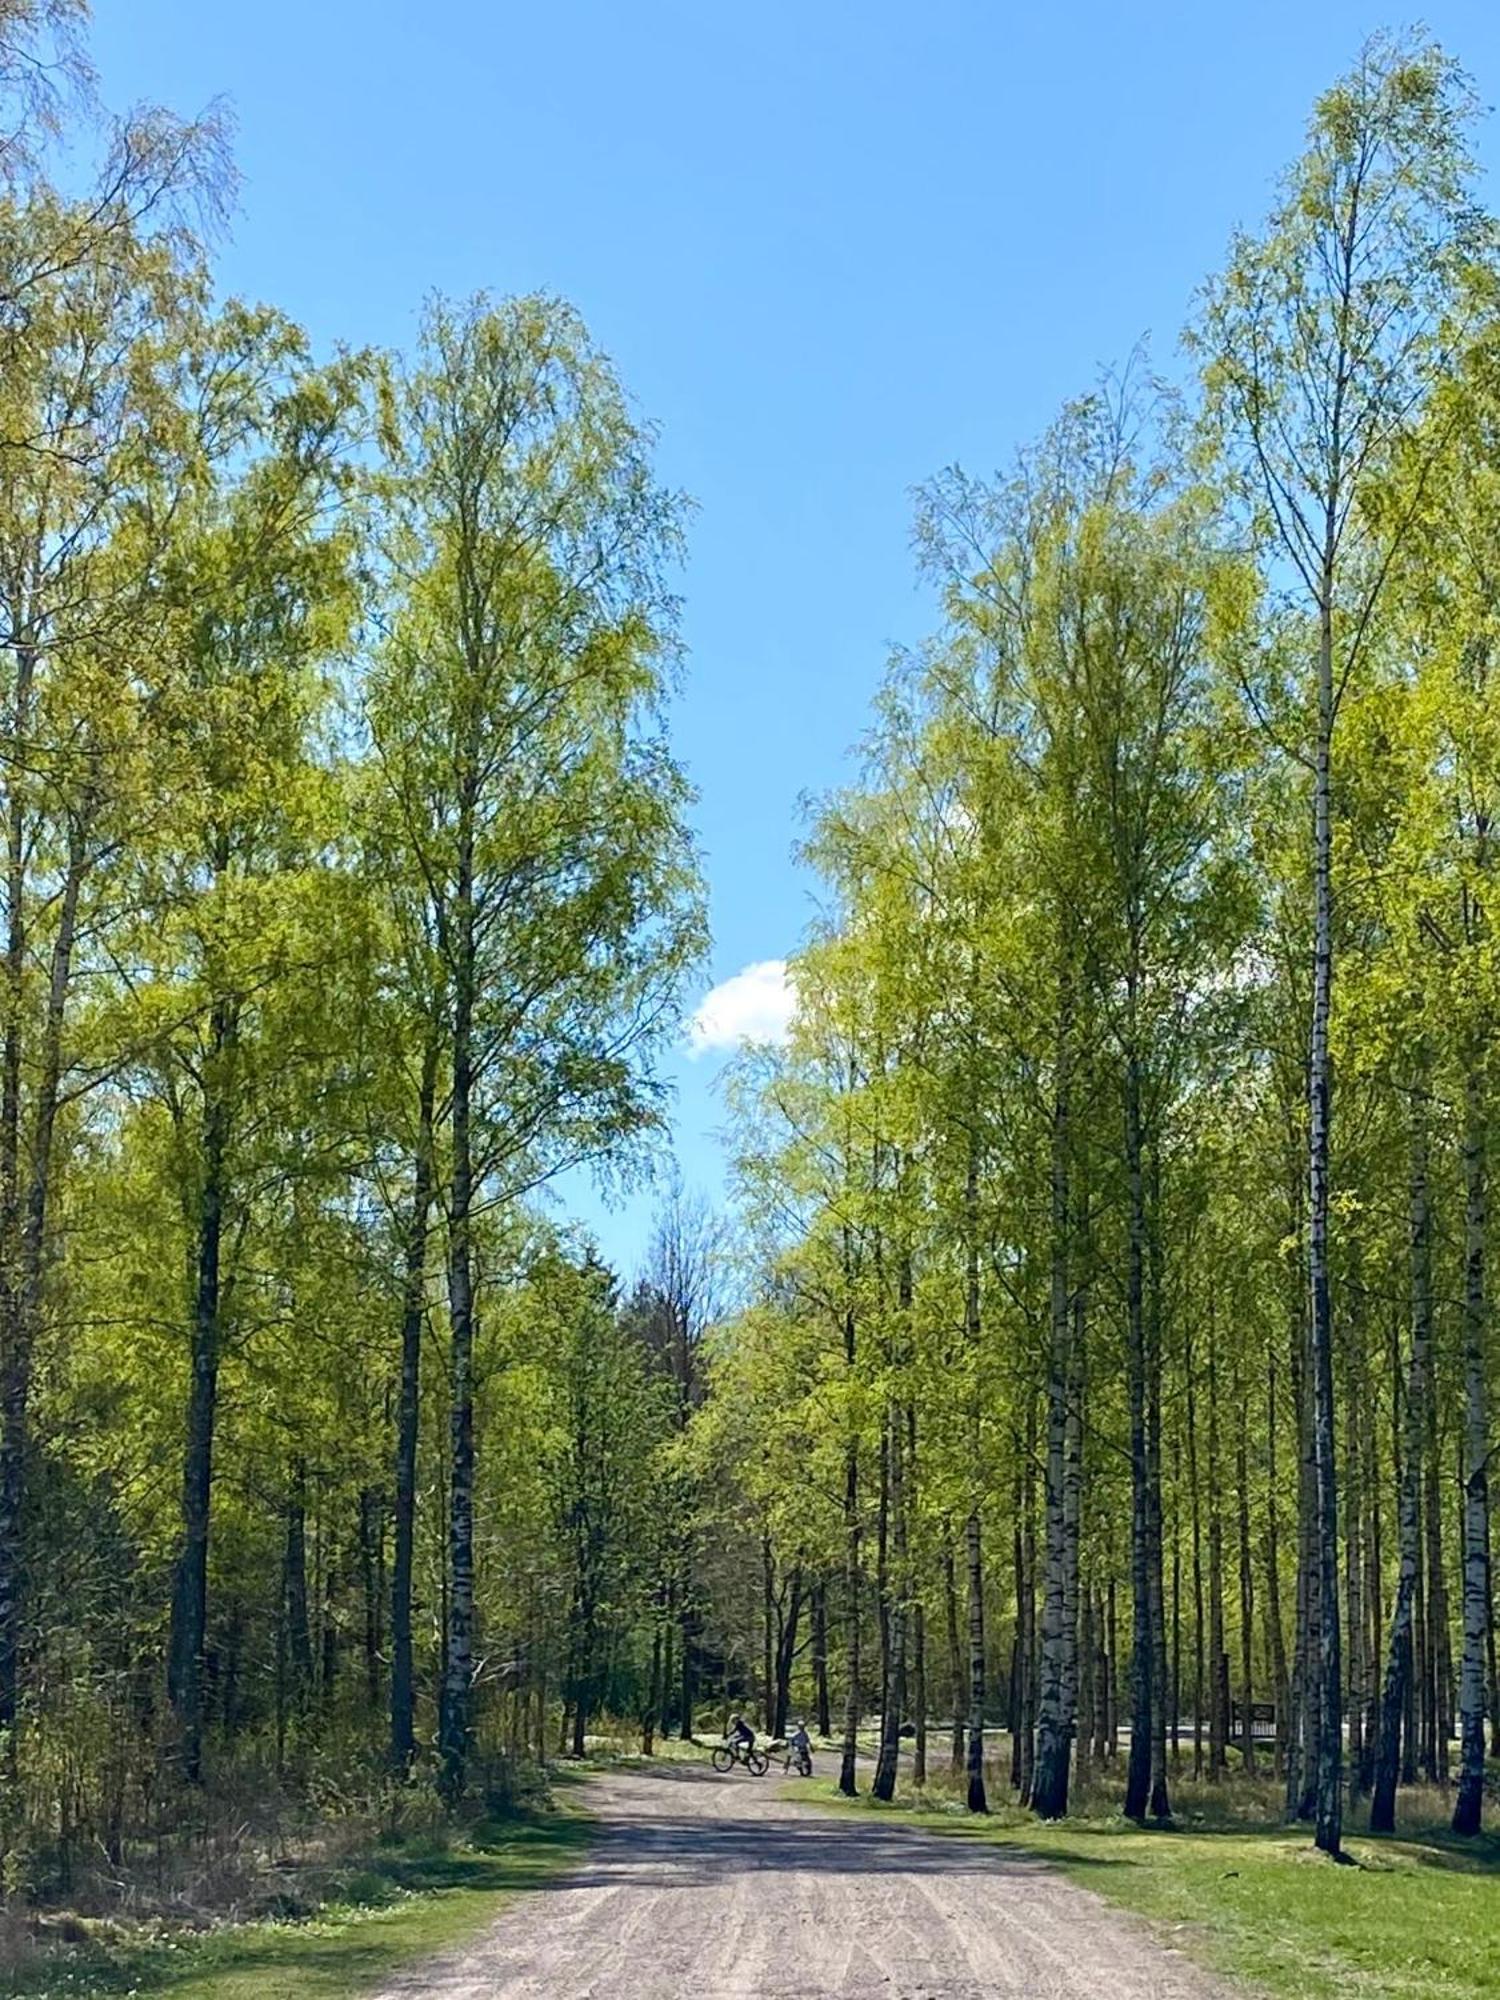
left=0, top=4, right=703, bottom=1924
left=2, top=11, right=1500, bottom=1975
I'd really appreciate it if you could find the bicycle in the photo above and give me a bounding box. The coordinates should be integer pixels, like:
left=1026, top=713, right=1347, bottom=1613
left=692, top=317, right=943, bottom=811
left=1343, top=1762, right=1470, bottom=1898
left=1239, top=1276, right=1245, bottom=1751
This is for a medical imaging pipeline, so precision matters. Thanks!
left=769, top=1737, right=812, bottom=1776
left=711, top=1738, right=769, bottom=1776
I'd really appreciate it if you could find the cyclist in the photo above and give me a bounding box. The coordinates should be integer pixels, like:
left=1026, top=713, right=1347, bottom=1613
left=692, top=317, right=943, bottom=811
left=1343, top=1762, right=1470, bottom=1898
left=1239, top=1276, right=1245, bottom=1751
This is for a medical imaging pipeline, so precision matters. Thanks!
left=726, top=1712, right=756, bottom=1761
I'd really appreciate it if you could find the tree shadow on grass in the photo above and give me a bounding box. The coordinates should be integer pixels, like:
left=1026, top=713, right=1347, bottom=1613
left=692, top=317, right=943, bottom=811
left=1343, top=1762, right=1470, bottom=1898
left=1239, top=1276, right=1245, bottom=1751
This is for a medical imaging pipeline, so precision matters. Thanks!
left=837, top=1784, right=1500, bottom=1881
left=1355, top=1826, right=1500, bottom=1876
left=1044, top=1811, right=1500, bottom=1879
left=368, top=1809, right=594, bottom=1896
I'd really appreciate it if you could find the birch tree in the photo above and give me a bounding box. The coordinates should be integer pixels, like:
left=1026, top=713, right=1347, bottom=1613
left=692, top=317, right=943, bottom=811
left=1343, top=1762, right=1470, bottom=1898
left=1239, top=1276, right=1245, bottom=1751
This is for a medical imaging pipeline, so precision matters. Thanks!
left=369, top=293, right=703, bottom=1797
left=1198, top=32, right=1489, bottom=1856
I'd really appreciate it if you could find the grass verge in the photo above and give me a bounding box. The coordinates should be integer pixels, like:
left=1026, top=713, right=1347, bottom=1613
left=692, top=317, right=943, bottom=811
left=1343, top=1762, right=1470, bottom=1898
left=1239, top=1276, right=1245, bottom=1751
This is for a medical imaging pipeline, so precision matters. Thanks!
left=818, top=1785, right=1500, bottom=1999
left=6, top=1799, right=593, bottom=2000
left=560, top=1730, right=715, bottom=1772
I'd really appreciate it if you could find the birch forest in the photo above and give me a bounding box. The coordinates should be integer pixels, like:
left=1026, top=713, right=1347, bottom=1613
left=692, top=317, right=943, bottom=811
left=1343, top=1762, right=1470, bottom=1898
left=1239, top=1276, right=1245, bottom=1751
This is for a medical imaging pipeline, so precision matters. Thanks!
left=1, top=0, right=1499, bottom=1930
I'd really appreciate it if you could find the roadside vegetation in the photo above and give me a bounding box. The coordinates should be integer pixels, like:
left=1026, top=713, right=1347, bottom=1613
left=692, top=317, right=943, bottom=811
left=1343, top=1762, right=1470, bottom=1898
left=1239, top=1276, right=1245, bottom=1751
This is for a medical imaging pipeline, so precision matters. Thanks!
left=4, top=1787, right=592, bottom=2000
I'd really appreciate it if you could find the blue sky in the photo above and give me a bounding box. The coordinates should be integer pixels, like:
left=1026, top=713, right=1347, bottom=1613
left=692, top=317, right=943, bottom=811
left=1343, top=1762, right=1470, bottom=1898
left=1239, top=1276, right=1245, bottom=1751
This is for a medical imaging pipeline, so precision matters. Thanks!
left=93, top=1, right=1500, bottom=1275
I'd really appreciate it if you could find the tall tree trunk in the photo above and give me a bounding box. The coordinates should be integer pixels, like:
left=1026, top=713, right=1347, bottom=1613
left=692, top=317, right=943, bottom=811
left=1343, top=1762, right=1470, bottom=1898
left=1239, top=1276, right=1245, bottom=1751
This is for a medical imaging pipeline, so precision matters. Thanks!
left=1264, top=1350, right=1290, bottom=1778
left=1423, top=1413, right=1451, bottom=1786
left=643, top=1600, right=662, bottom=1755
left=1034, top=1002, right=1074, bottom=1820
left=1307, top=585, right=1343, bottom=1858
left=0, top=642, right=37, bottom=1744
left=1123, top=1037, right=1153, bottom=1820
left=390, top=1039, right=437, bottom=1767
left=813, top=1581, right=831, bottom=1739
left=1344, top=1346, right=1364, bottom=1794
left=1208, top=1334, right=1227, bottom=1779
left=570, top=1659, right=587, bottom=1758
left=873, top=1413, right=905, bottom=1802
left=1454, top=1065, right=1490, bottom=1836
left=1078, top=1585, right=1096, bottom=1791
left=679, top=1592, right=695, bottom=1740
left=1106, top=1578, right=1119, bottom=1760
left=1288, top=1261, right=1319, bottom=1823
left=945, top=1540, right=964, bottom=1771
left=763, top=1532, right=776, bottom=1733
left=964, top=1507, right=987, bottom=1813
left=284, top=1458, right=313, bottom=1699
left=660, top=1580, right=675, bottom=1738
left=1146, top=1149, right=1171, bottom=1820
left=1171, top=1435, right=1182, bottom=1772
left=1407, top=1517, right=1423, bottom=1787
left=1361, top=1383, right=1382, bottom=1793
left=838, top=1276, right=861, bottom=1797
left=167, top=988, right=235, bottom=1785
left=220, top=1597, right=244, bottom=1740
left=771, top=1549, right=804, bottom=1738
left=321, top=1547, right=339, bottom=1702
left=908, top=1403, right=926, bottom=1789
left=1237, top=1416, right=1256, bottom=1776
left=874, top=1424, right=891, bottom=1748
left=1487, top=1497, right=1500, bottom=1760
left=962, top=1148, right=987, bottom=1813
left=359, top=1488, right=382, bottom=1710
left=1192, top=1328, right=1216, bottom=1784
left=1372, top=1084, right=1434, bottom=1834
left=867, top=1241, right=918, bottom=1792
left=1189, top=1328, right=1206, bottom=1781
left=1061, top=1286, right=1085, bottom=1787
left=1017, top=1406, right=1039, bottom=1803
left=912, top=1598, right=927, bottom=1788
left=1016, top=1512, right=1032, bottom=1800
left=439, top=815, right=477, bottom=1802
left=0, top=812, right=81, bottom=1743
left=1094, top=1587, right=1112, bottom=1765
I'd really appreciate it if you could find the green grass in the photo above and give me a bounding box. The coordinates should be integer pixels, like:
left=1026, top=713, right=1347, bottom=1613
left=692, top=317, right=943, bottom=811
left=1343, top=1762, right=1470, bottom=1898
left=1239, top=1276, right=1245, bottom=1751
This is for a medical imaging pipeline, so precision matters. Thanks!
left=561, top=1729, right=715, bottom=1771
left=819, top=1785, right=1500, bottom=1999
left=7, top=1802, right=593, bottom=2000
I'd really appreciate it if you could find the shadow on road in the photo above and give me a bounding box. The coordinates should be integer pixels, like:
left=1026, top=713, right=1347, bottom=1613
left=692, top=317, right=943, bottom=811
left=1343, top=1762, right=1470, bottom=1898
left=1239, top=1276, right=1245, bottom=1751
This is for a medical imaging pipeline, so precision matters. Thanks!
left=559, top=1771, right=1116, bottom=1893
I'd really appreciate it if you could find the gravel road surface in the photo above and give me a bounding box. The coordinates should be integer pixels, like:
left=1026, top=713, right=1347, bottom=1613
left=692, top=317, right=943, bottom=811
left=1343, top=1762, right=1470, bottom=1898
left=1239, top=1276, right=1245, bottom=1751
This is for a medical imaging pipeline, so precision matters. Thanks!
left=368, top=1760, right=1234, bottom=1999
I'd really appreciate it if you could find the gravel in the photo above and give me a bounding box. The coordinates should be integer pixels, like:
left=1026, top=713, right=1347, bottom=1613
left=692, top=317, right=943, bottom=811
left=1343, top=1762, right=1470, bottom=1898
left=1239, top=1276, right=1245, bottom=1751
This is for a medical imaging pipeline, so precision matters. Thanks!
left=367, top=1758, right=1236, bottom=1999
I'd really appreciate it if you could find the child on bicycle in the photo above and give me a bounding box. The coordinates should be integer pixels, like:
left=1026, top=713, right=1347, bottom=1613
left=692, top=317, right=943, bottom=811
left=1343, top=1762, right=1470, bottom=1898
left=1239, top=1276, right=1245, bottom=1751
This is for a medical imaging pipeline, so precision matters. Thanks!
left=727, top=1712, right=756, bottom=1754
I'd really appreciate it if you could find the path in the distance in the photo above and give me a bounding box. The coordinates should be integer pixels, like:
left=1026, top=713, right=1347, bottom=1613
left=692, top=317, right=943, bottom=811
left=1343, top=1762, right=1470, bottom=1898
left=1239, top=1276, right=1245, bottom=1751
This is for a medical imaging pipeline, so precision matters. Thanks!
left=368, top=1762, right=1234, bottom=2000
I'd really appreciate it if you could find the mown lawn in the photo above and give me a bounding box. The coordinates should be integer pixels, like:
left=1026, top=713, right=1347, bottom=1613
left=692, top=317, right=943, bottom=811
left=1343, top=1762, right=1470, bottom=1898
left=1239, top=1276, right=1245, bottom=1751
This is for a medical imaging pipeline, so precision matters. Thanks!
left=826, top=1785, right=1500, bottom=1999
left=8, top=1803, right=593, bottom=2000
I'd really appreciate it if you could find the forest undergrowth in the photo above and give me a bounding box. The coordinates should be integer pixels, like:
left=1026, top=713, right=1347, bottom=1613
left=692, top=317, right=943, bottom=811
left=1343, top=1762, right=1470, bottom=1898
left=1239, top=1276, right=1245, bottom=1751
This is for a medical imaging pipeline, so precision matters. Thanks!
left=0, top=1738, right=572, bottom=1996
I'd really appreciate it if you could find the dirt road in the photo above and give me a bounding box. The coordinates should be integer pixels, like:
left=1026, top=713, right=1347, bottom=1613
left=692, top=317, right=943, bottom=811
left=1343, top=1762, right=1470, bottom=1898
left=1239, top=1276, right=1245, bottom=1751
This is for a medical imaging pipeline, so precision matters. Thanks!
left=369, top=1761, right=1233, bottom=1999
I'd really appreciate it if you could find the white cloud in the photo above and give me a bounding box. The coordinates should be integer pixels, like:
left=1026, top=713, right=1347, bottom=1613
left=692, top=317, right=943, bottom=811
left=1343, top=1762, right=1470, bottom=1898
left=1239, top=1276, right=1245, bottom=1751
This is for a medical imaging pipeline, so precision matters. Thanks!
left=688, top=959, right=796, bottom=1057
